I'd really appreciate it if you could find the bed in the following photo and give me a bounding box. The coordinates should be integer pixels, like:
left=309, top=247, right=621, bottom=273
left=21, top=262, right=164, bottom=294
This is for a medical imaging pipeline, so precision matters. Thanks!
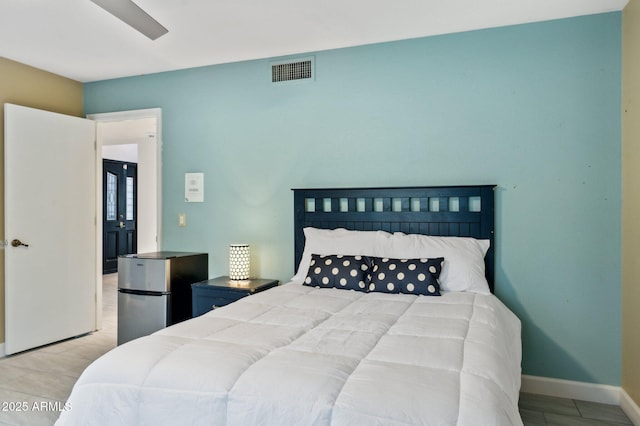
left=57, top=185, right=522, bottom=426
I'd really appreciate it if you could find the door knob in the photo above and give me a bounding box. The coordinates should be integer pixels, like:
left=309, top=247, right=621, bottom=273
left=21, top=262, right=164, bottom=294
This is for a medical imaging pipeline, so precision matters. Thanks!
left=119, top=221, right=125, bottom=229
left=11, top=239, right=29, bottom=248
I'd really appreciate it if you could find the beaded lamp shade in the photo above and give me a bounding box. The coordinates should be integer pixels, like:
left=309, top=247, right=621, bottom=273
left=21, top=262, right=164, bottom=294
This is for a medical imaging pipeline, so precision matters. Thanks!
left=229, top=244, right=250, bottom=280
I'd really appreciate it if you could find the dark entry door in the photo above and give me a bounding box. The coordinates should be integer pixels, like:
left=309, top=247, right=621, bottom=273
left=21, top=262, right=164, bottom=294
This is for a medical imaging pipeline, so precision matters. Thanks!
left=103, top=159, right=137, bottom=273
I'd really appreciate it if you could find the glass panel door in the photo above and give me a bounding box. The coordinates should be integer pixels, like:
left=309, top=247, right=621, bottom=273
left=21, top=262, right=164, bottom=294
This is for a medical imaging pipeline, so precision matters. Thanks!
left=126, top=176, right=134, bottom=221
left=106, top=171, right=118, bottom=221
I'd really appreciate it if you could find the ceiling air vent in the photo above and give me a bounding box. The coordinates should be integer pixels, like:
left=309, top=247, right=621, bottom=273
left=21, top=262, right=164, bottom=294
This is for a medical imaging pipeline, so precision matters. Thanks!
left=271, top=58, right=314, bottom=83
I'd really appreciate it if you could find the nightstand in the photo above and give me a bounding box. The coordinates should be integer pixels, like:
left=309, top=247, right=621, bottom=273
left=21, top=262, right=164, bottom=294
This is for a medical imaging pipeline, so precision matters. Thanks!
left=191, top=276, right=279, bottom=317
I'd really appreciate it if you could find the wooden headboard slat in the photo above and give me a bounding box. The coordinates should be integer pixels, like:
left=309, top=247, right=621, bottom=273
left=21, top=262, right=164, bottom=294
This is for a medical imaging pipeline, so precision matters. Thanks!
left=293, top=185, right=496, bottom=292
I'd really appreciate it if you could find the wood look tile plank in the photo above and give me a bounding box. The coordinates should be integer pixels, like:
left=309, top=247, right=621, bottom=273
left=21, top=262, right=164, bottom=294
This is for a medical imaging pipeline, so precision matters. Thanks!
left=0, top=389, right=62, bottom=426
left=574, top=400, right=632, bottom=425
left=545, top=412, right=628, bottom=426
left=0, top=371, right=77, bottom=400
left=0, top=363, right=32, bottom=383
left=520, top=407, right=547, bottom=425
left=519, top=392, right=580, bottom=417
left=1, top=351, right=93, bottom=378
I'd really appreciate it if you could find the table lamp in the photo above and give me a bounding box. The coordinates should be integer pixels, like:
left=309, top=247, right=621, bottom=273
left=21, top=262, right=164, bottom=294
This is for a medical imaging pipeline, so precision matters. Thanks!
left=229, top=244, right=250, bottom=280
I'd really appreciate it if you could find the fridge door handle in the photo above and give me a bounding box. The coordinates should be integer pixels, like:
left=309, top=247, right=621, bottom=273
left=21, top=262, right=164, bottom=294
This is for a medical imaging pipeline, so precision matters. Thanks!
left=118, top=288, right=169, bottom=296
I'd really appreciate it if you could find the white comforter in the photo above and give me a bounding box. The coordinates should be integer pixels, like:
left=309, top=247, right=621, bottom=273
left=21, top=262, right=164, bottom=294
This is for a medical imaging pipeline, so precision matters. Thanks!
left=57, top=282, right=522, bottom=426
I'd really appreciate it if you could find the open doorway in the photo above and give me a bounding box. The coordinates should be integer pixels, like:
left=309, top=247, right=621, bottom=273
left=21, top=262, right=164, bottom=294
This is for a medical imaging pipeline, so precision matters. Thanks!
left=88, top=108, right=162, bottom=329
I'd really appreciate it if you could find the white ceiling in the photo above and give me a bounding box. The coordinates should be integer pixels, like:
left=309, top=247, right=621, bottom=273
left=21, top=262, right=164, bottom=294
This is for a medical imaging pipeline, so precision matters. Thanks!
left=0, top=0, right=629, bottom=83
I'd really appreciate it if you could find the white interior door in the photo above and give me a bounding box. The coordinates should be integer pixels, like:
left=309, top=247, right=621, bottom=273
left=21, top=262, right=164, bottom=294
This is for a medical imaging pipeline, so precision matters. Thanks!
left=4, top=103, right=97, bottom=355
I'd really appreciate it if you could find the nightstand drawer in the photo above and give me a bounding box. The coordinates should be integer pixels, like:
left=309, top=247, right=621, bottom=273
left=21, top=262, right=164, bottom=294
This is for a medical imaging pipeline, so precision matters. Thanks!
left=193, top=290, right=245, bottom=314
left=191, top=276, right=279, bottom=317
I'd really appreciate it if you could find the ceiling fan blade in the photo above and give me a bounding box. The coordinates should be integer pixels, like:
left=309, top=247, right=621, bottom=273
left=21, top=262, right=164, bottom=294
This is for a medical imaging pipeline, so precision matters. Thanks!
left=90, top=0, right=168, bottom=40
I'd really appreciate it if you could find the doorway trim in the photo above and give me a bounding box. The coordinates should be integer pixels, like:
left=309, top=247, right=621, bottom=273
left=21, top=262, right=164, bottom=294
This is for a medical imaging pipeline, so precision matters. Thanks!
left=88, top=108, right=162, bottom=329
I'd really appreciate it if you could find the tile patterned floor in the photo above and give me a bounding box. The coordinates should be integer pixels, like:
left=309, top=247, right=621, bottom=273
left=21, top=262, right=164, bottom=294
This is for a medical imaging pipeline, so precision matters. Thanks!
left=0, top=274, right=634, bottom=425
left=519, top=392, right=633, bottom=425
left=0, top=274, right=117, bottom=426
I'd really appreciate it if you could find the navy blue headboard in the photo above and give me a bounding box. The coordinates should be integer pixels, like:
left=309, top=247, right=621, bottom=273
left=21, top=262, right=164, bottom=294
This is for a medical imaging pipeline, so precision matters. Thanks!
left=292, top=185, right=496, bottom=292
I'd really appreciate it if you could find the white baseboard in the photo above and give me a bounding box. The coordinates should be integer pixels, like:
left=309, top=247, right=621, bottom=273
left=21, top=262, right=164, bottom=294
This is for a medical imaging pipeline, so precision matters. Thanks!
left=522, top=375, right=640, bottom=425
left=521, top=375, right=621, bottom=405
left=621, top=388, right=640, bottom=426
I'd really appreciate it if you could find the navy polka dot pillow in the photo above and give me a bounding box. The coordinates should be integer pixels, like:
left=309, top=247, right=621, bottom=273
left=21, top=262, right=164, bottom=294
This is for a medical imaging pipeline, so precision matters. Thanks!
left=368, top=257, right=444, bottom=296
left=303, top=254, right=372, bottom=292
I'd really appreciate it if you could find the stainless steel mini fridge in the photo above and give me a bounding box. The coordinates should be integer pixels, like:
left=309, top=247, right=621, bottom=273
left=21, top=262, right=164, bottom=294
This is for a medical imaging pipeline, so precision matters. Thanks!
left=117, top=251, right=208, bottom=345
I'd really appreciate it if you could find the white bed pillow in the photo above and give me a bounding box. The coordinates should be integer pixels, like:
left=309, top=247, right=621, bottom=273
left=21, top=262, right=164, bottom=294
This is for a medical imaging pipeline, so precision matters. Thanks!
left=378, top=232, right=491, bottom=294
left=293, top=227, right=491, bottom=294
left=292, top=228, right=390, bottom=282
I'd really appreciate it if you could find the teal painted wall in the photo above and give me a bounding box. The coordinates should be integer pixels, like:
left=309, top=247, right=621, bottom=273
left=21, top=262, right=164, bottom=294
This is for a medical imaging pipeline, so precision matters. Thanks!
left=85, top=13, right=622, bottom=385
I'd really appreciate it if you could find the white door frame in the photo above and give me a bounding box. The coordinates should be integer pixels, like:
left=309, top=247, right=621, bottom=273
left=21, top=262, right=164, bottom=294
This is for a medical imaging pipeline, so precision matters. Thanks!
left=88, top=108, right=163, bottom=329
